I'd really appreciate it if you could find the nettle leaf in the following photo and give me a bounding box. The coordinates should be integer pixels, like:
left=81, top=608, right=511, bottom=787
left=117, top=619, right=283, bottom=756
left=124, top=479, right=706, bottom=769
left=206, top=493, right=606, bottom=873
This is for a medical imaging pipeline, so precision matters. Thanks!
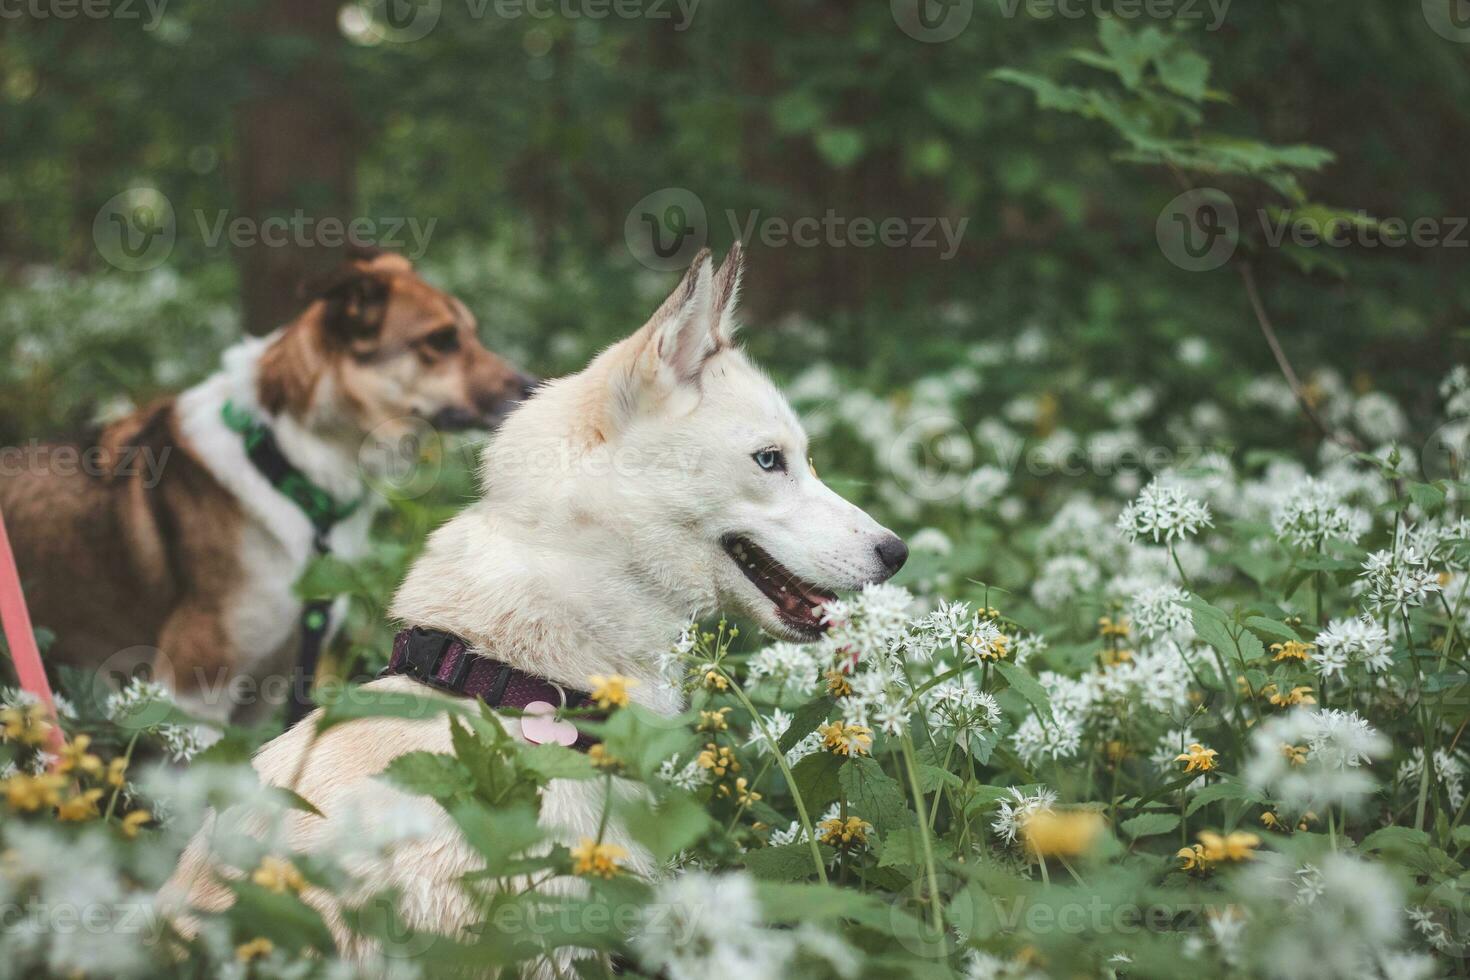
left=792, top=751, right=843, bottom=812
left=519, top=743, right=597, bottom=782
left=746, top=841, right=832, bottom=881
left=1358, top=826, right=1431, bottom=855
left=1186, top=779, right=1256, bottom=817
left=446, top=799, right=545, bottom=875
left=1409, top=481, right=1447, bottom=514
left=228, top=881, right=336, bottom=954
left=1120, top=812, right=1180, bottom=840
left=381, top=751, right=472, bottom=799
left=990, top=69, right=1092, bottom=114
left=878, top=826, right=953, bottom=869
left=839, top=756, right=915, bottom=834
left=994, top=661, right=1054, bottom=726
left=779, top=697, right=832, bottom=753
left=1245, top=616, right=1301, bottom=643
left=616, top=793, right=713, bottom=863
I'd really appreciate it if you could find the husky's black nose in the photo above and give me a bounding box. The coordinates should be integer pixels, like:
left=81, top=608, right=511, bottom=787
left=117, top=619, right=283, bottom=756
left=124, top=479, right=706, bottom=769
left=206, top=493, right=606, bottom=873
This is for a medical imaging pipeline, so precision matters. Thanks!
left=875, top=535, right=909, bottom=576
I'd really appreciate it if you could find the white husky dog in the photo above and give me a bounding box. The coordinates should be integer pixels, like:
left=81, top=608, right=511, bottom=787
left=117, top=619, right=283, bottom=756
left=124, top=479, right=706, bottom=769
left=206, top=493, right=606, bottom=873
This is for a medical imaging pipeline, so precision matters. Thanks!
left=164, top=244, right=908, bottom=966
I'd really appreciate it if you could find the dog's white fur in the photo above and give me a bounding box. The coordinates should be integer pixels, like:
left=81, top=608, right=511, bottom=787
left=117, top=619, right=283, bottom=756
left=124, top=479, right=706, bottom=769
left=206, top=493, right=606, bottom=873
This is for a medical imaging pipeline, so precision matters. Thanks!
left=170, top=336, right=378, bottom=725
left=163, top=246, right=904, bottom=970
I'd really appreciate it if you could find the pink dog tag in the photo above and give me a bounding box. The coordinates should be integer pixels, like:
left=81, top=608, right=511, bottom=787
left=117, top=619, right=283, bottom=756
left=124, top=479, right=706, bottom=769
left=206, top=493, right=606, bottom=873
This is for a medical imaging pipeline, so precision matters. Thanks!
left=520, top=700, right=579, bottom=746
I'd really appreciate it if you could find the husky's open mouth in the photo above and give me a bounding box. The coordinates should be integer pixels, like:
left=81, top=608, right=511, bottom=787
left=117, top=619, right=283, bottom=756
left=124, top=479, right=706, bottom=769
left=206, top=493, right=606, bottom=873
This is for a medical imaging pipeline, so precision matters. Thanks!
left=722, top=534, right=838, bottom=638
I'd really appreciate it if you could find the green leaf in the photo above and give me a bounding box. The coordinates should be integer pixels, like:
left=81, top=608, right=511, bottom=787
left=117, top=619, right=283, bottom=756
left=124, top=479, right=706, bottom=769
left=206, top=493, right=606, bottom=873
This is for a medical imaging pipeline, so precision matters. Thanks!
left=617, top=793, right=713, bottom=863
left=1409, top=481, right=1447, bottom=514
left=1120, top=812, right=1181, bottom=839
left=1245, top=617, right=1300, bottom=643
left=745, top=841, right=831, bottom=881
left=877, top=826, right=953, bottom=869
left=1358, top=826, right=1431, bottom=855
left=445, top=800, right=546, bottom=875
left=520, top=743, right=598, bottom=782
left=1186, top=780, right=1255, bottom=817
left=839, top=756, right=915, bottom=835
left=994, top=661, right=1054, bottom=726
left=1155, top=48, right=1210, bottom=101
left=792, top=751, right=843, bottom=813
left=381, top=751, right=472, bottom=799
left=779, top=697, right=831, bottom=753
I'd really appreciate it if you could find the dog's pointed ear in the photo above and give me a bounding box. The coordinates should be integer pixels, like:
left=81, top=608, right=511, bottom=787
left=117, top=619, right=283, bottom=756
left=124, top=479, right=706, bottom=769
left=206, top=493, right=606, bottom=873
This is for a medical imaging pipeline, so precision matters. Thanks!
left=300, top=256, right=391, bottom=348
left=712, top=240, right=744, bottom=342
left=648, top=249, right=718, bottom=387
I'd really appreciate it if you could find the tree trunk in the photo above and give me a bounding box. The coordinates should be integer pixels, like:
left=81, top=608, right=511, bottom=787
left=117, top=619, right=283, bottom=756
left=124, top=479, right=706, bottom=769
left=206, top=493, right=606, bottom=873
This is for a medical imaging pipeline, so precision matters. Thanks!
left=234, top=0, right=357, bottom=335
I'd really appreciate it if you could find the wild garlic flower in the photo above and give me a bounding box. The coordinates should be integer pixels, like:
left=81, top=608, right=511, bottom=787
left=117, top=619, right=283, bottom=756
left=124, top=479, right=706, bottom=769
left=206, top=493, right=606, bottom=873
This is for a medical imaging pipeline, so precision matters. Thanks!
left=1245, top=707, right=1388, bottom=811
left=1127, top=584, right=1193, bottom=641
left=1116, top=480, right=1212, bottom=545
left=990, top=786, right=1058, bottom=845
left=1270, top=477, right=1370, bottom=551
left=1359, top=547, right=1442, bottom=615
left=1314, top=615, right=1392, bottom=676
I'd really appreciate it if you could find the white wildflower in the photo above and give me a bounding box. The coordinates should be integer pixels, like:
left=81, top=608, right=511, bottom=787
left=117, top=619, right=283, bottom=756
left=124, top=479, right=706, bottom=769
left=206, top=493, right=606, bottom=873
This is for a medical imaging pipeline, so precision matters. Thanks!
left=1314, top=615, right=1392, bottom=677
left=1116, top=479, right=1212, bottom=544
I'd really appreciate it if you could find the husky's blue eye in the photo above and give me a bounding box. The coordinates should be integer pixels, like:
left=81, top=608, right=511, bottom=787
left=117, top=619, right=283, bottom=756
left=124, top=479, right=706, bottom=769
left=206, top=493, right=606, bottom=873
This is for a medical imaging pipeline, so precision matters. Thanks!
left=753, top=448, right=786, bottom=472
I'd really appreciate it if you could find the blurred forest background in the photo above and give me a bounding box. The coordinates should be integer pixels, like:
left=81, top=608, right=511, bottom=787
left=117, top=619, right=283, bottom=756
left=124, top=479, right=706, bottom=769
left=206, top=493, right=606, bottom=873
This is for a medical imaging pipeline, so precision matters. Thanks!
left=1, top=0, right=1467, bottom=453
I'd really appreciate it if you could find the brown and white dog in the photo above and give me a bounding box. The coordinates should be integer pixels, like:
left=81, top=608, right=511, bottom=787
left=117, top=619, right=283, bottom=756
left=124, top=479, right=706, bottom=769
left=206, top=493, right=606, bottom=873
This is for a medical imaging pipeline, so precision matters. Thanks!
left=0, top=247, right=534, bottom=726
left=163, top=245, right=906, bottom=972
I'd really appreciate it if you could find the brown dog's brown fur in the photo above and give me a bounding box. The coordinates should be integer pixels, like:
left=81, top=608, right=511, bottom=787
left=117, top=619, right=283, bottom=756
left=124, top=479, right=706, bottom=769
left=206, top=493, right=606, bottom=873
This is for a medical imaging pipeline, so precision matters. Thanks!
left=0, top=248, right=530, bottom=713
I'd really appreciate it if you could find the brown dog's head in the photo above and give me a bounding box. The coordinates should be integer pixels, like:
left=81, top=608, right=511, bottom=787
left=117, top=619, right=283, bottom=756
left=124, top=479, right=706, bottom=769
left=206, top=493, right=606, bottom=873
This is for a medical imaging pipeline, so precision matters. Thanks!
left=257, top=246, right=536, bottom=440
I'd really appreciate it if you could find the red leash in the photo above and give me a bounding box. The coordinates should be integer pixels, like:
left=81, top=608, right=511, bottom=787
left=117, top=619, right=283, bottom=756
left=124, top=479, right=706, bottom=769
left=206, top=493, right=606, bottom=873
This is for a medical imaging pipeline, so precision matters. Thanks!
left=0, top=504, right=65, bottom=755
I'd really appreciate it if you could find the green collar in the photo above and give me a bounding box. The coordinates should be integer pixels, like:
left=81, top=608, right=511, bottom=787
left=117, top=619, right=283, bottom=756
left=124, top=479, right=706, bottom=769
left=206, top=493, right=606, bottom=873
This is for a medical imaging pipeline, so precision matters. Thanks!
left=221, top=400, right=362, bottom=541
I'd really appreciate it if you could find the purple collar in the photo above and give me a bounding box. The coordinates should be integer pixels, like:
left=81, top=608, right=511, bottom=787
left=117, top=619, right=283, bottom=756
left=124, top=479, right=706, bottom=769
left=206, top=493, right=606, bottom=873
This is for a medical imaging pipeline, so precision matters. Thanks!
left=384, top=627, right=600, bottom=751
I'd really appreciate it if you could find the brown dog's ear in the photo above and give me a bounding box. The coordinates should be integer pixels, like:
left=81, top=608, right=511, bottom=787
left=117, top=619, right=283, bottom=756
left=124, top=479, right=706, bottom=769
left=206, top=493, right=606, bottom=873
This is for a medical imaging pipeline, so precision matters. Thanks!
left=300, top=259, right=390, bottom=347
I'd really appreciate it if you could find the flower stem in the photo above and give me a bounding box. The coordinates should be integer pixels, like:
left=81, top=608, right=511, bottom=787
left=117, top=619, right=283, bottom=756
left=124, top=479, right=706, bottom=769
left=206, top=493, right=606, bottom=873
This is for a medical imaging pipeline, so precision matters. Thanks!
left=900, top=734, right=944, bottom=931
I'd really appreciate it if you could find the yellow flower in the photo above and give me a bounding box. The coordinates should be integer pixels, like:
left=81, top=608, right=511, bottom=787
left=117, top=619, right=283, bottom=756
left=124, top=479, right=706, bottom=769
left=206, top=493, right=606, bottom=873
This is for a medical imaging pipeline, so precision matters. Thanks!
left=1270, top=640, right=1314, bottom=663
left=819, top=721, right=872, bottom=757
left=826, top=669, right=853, bottom=698
left=696, top=742, right=739, bottom=778
left=1100, top=647, right=1135, bottom=667
left=587, top=674, right=636, bottom=710
left=1175, top=743, right=1218, bottom=774
left=1269, top=685, right=1317, bottom=708
left=235, top=937, right=274, bottom=962
left=719, top=777, right=762, bottom=806
left=1297, top=811, right=1318, bottom=831
left=0, top=703, right=52, bottom=746
left=1197, top=830, right=1259, bottom=863
left=587, top=744, right=621, bottom=771
left=570, top=838, right=628, bottom=879
left=697, top=708, right=731, bottom=732
left=56, top=787, right=104, bottom=822
left=120, top=809, right=151, bottom=839
left=702, top=669, right=729, bottom=691
left=1104, top=740, right=1130, bottom=766
left=3, top=772, right=66, bottom=812
left=1260, top=811, right=1284, bottom=831
left=57, top=734, right=104, bottom=778
left=1177, top=843, right=1212, bottom=873
left=965, top=631, right=1010, bottom=661
left=252, top=856, right=305, bottom=895
left=1021, top=809, right=1105, bottom=859
left=1282, top=743, right=1309, bottom=766
left=106, top=756, right=129, bottom=789
left=1098, top=616, right=1131, bottom=639
left=817, top=816, right=872, bottom=848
